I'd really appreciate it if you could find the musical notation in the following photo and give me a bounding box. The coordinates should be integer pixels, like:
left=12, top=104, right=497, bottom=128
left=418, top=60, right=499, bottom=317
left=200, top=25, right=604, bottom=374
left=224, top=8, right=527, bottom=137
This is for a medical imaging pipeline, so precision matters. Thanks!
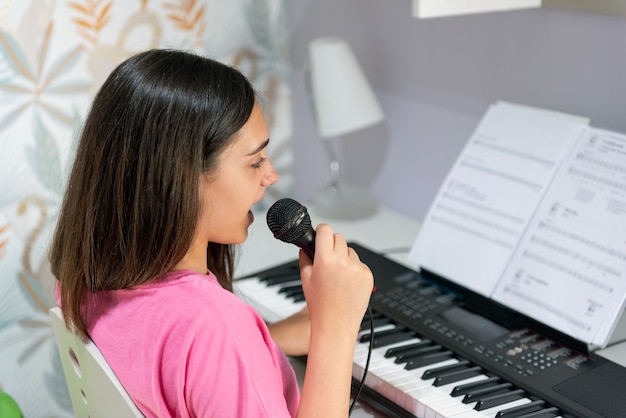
left=495, top=128, right=626, bottom=347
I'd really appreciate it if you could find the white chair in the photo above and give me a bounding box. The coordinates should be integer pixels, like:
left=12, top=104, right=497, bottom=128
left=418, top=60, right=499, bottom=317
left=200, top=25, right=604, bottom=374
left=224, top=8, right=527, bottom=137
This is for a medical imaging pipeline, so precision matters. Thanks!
left=49, top=307, right=144, bottom=418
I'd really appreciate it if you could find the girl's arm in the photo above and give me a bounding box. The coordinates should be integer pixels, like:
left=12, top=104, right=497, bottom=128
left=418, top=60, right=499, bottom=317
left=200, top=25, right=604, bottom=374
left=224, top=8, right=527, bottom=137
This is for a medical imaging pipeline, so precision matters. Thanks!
left=295, top=224, right=374, bottom=418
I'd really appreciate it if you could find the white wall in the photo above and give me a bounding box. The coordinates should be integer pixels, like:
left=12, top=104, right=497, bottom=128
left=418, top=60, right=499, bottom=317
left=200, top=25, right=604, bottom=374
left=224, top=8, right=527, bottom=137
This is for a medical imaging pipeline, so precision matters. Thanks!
left=289, top=0, right=626, bottom=221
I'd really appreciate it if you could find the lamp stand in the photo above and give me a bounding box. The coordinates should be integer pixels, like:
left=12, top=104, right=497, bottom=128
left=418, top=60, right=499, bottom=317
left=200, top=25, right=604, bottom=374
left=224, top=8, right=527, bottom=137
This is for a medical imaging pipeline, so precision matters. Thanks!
left=311, top=138, right=378, bottom=220
left=312, top=182, right=378, bottom=220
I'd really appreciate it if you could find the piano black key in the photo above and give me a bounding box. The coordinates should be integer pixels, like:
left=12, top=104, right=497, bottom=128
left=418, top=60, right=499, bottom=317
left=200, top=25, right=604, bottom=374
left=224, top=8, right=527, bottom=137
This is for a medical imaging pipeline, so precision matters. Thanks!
left=475, top=388, right=526, bottom=411
left=360, top=313, right=392, bottom=331
left=256, top=265, right=299, bottom=280
left=422, top=359, right=471, bottom=379
left=394, top=344, right=442, bottom=364
left=284, top=290, right=305, bottom=301
left=496, top=400, right=547, bottom=417
left=516, top=407, right=560, bottom=418
left=462, top=382, right=513, bottom=404
left=234, top=276, right=306, bottom=322
left=384, top=339, right=432, bottom=358
left=373, top=331, right=417, bottom=348
left=450, top=375, right=500, bottom=397
left=360, top=326, right=407, bottom=343
left=291, top=293, right=305, bottom=302
left=261, top=273, right=301, bottom=286
left=405, top=350, right=454, bottom=370
left=433, top=366, right=484, bottom=387
left=278, top=284, right=303, bottom=297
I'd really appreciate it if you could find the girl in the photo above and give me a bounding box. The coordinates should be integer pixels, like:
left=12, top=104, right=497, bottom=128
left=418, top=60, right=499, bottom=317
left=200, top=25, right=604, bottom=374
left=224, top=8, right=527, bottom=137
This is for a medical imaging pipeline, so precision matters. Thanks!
left=49, top=49, right=373, bottom=417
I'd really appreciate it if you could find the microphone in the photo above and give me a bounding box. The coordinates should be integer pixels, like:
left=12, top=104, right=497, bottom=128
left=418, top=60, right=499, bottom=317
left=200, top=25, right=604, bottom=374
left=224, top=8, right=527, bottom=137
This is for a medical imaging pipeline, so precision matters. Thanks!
left=266, top=198, right=316, bottom=259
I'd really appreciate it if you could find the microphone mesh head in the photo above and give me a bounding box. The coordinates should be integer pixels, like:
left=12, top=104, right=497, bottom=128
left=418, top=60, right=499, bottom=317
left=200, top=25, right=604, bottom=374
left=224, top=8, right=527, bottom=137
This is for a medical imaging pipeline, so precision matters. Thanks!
left=266, top=198, right=312, bottom=244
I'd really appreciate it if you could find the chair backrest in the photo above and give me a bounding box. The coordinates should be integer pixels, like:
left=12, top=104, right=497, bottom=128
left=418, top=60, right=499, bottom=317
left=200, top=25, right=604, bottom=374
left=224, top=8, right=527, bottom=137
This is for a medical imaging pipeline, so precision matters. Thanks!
left=49, top=307, right=144, bottom=418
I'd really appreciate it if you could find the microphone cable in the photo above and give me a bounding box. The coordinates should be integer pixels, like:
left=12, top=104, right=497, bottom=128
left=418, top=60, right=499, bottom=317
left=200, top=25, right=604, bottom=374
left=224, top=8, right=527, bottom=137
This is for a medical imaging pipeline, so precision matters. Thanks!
left=349, top=302, right=374, bottom=415
left=349, top=241, right=406, bottom=414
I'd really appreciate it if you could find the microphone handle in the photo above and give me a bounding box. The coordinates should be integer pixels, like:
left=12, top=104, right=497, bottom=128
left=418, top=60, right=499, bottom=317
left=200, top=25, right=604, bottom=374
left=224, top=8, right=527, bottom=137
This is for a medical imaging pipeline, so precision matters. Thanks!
left=294, top=227, right=316, bottom=260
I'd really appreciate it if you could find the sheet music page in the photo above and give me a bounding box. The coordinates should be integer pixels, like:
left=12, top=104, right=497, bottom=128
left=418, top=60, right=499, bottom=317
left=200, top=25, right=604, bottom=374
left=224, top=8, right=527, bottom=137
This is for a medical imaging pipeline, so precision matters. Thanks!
left=493, top=128, right=626, bottom=347
left=408, top=102, right=588, bottom=296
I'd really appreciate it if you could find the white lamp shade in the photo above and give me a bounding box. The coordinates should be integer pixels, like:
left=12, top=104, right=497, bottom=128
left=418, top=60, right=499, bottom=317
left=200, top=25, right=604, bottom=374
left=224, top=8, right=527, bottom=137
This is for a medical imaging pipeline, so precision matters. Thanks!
left=309, top=37, right=384, bottom=138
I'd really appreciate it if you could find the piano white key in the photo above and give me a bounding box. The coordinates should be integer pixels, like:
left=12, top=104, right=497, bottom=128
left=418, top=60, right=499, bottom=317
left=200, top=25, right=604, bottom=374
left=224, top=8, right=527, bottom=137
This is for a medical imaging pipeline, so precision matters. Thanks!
left=359, top=352, right=444, bottom=404
left=434, top=385, right=526, bottom=418
left=394, top=359, right=460, bottom=395
left=235, top=278, right=305, bottom=322
left=408, top=374, right=487, bottom=418
left=421, top=375, right=490, bottom=418
left=435, top=401, right=481, bottom=418
left=448, top=398, right=532, bottom=418
left=429, top=380, right=530, bottom=418
left=355, top=339, right=418, bottom=367
left=354, top=338, right=409, bottom=374
left=354, top=324, right=400, bottom=362
left=392, top=370, right=436, bottom=406
left=435, top=381, right=521, bottom=418
left=394, top=359, right=460, bottom=414
left=377, top=368, right=427, bottom=404
left=354, top=330, right=458, bottom=404
left=354, top=337, right=427, bottom=401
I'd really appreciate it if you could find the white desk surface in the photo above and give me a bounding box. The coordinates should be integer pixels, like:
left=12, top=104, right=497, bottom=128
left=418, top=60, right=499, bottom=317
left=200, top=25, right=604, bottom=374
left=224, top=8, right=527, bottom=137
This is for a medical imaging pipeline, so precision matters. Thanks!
left=236, top=204, right=626, bottom=389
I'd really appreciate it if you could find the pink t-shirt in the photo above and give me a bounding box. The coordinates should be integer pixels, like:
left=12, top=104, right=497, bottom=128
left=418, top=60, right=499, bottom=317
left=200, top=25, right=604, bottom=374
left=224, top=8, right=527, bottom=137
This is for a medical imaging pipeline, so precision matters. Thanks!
left=75, top=270, right=300, bottom=417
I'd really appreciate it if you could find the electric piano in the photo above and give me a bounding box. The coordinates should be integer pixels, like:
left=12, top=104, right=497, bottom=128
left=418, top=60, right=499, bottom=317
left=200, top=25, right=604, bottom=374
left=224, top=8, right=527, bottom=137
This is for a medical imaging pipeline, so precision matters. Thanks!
left=235, top=242, right=626, bottom=418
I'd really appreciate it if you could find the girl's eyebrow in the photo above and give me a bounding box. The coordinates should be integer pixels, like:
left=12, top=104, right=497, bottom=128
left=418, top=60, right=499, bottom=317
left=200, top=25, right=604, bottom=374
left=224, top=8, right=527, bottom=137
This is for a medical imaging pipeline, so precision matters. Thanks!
left=246, top=138, right=270, bottom=156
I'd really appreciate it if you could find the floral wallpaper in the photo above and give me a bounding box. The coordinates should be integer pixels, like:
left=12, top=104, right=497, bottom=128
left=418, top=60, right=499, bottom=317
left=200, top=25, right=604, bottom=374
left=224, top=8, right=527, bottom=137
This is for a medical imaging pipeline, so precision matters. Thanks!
left=0, top=0, right=292, bottom=416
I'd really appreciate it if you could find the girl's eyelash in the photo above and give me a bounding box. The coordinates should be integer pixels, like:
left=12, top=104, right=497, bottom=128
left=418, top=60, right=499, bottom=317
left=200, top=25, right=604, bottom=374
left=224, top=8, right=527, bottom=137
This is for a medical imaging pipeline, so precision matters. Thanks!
left=251, top=157, right=267, bottom=169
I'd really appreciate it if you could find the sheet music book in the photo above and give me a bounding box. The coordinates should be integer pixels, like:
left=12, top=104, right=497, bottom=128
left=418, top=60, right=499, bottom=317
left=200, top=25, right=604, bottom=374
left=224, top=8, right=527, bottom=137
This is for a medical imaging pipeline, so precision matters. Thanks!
left=408, top=101, right=626, bottom=349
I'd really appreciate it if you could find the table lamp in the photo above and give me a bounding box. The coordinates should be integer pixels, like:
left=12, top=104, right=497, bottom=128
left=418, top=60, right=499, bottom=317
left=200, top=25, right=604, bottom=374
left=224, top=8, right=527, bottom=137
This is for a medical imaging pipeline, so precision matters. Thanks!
left=308, top=37, right=384, bottom=220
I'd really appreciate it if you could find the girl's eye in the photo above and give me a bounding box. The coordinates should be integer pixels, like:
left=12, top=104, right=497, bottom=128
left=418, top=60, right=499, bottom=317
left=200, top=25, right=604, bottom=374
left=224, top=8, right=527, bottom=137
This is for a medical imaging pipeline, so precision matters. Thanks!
left=251, top=157, right=267, bottom=169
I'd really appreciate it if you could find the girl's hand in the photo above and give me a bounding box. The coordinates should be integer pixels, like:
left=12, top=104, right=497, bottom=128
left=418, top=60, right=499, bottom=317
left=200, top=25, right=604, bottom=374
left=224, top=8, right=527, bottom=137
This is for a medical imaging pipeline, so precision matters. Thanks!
left=298, top=224, right=374, bottom=340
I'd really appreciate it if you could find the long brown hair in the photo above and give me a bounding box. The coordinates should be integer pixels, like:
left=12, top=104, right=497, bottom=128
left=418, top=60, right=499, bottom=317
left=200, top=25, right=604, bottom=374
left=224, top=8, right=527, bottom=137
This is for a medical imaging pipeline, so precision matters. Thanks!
left=49, top=49, right=255, bottom=337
